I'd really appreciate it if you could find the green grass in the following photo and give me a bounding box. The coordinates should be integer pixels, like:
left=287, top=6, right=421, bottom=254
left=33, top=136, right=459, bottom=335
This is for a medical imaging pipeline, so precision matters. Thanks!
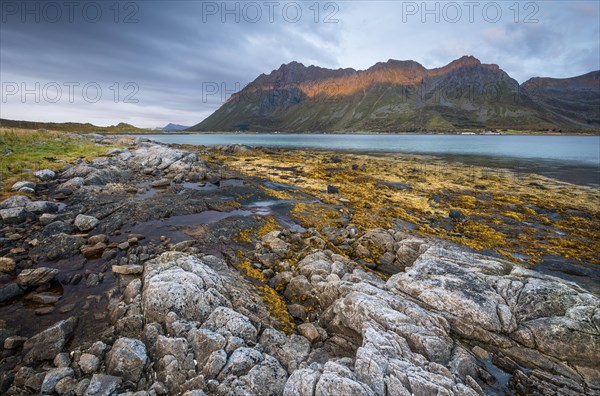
left=0, top=128, right=123, bottom=197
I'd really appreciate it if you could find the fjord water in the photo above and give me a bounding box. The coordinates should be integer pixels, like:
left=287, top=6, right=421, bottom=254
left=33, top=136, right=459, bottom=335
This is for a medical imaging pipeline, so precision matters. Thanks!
left=139, top=134, right=600, bottom=186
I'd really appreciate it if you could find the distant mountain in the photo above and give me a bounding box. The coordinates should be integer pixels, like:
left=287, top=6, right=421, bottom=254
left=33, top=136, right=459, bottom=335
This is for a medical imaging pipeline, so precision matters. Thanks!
left=162, top=123, right=190, bottom=131
left=0, top=119, right=153, bottom=133
left=521, top=71, right=600, bottom=128
left=191, top=56, right=600, bottom=132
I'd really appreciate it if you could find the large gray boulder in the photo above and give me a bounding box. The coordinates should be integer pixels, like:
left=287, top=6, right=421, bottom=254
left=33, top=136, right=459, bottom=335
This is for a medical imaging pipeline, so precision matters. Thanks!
left=132, top=145, right=186, bottom=170
left=388, top=245, right=600, bottom=391
left=142, top=252, right=230, bottom=325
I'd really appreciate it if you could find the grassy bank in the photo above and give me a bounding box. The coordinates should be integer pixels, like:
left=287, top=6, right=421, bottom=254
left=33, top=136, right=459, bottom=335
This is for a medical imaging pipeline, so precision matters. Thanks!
left=0, top=128, right=126, bottom=198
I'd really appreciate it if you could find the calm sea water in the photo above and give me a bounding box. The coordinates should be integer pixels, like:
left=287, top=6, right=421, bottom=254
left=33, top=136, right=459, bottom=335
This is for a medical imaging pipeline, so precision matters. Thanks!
left=136, top=134, right=600, bottom=186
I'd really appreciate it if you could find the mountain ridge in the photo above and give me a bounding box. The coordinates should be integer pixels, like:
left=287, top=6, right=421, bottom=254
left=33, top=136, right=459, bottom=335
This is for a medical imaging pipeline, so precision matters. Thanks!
left=192, top=56, right=600, bottom=132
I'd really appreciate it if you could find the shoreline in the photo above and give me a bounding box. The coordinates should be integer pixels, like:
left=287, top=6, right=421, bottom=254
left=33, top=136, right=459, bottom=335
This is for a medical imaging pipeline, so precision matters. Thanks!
left=0, top=133, right=598, bottom=395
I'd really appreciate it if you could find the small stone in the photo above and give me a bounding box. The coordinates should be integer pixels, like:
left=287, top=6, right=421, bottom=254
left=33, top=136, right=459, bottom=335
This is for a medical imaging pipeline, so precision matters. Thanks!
left=112, top=265, right=143, bottom=275
left=106, top=337, right=148, bottom=383
left=117, top=241, right=130, bottom=251
left=35, top=306, right=55, bottom=315
left=449, top=209, right=467, bottom=221
left=85, top=273, right=100, bottom=287
left=88, top=234, right=108, bottom=245
left=81, top=243, right=107, bottom=259
left=327, top=185, right=339, bottom=194
left=0, top=257, right=16, bottom=272
left=88, top=341, right=108, bottom=358
left=471, top=346, right=490, bottom=360
left=0, top=282, right=25, bottom=303
left=297, top=323, right=320, bottom=343
left=54, top=352, right=71, bottom=367
left=84, top=374, right=122, bottom=396
left=79, top=353, right=100, bottom=374
left=4, top=335, right=28, bottom=349
left=11, top=181, right=36, bottom=192
left=29, top=292, right=61, bottom=304
left=59, top=303, right=76, bottom=313
left=35, top=169, right=56, bottom=181
left=101, top=249, right=117, bottom=261
left=151, top=179, right=171, bottom=188
left=74, top=214, right=99, bottom=232
left=26, top=201, right=59, bottom=214
left=55, top=376, right=78, bottom=395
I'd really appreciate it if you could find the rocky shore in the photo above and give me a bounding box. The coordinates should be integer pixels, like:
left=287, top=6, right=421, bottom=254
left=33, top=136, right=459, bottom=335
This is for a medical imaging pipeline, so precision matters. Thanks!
left=0, top=135, right=598, bottom=395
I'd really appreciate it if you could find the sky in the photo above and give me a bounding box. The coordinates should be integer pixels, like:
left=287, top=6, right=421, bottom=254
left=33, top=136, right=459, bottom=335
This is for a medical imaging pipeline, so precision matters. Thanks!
left=1, top=0, right=599, bottom=128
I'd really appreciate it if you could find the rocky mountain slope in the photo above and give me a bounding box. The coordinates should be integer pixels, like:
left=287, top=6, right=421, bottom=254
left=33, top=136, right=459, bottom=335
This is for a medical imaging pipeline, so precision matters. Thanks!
left=191, top=57, right=600, bottom=132
left=0, top=137, right=598, bottom=395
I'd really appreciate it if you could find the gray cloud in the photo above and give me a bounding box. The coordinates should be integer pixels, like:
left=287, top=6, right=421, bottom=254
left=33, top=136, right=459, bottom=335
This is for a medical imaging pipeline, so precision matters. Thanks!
left=1, top=0, right=598, bottom=127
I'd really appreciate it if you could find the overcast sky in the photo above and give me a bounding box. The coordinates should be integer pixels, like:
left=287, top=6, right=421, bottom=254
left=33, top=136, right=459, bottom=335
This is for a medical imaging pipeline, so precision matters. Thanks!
left=1, top=0, right=598, bottom=128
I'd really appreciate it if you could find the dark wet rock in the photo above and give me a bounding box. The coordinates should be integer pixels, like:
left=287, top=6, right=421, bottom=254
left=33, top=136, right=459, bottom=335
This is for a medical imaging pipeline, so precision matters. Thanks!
left=0, top=283, right=25, bottom=303
left=326, top=185, right=339, bottom=194
left=40, top=367, right=74, bottom=394
left=22, top=317, right=77, bottom=363
left=16, top=267, right=59, bottom=286
left=41, top=220, right=73, bottom=237
left=106, top=337, right=148, bottom=383
left=84, top=374, right=122, bottom=396
left=55, top=376, right=78, bottom=395
left=74, top=214, right=99, bottom=231
left=449, top=209, right=467, bottom=221
left=29, top=233, right=85, bottom=262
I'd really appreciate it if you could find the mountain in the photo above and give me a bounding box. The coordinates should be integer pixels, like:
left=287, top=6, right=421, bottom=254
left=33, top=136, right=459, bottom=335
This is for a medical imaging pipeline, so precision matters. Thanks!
left=162, top=123, right=190, bottom=131
left=0, top=119, right=153, bottom=133
left=191, top=56, right=600, bottom=132
left=521, top=71, right=600, bottom=128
